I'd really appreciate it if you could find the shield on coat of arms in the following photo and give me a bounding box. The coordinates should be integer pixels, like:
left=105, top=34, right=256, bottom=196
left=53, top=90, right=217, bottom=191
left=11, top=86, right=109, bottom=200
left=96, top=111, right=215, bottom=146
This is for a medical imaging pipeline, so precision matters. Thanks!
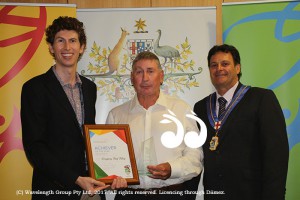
left=127, top=39, right=154, bottom=61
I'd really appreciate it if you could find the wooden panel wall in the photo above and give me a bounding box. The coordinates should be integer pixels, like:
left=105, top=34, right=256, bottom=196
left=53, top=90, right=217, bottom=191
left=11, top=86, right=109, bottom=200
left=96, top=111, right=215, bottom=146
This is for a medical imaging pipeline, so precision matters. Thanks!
left=68, top=0, right=151, bottom=8
left=0, top=0, right=254, bottom=44
left=0, top=0, right=68, bottom=3
left=0, top=0, right=250, bottom=6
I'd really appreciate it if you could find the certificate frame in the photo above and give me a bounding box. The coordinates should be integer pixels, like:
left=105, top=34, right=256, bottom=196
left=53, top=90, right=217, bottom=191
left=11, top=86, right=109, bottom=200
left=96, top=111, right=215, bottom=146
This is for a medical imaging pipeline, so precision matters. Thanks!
left=83, top=124, right=139, bottom=185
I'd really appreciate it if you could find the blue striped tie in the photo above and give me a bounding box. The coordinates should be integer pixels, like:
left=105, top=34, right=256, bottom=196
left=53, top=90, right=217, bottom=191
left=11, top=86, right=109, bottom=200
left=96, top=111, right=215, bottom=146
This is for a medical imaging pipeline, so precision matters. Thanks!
left=218, top=97, right=227, bottom=119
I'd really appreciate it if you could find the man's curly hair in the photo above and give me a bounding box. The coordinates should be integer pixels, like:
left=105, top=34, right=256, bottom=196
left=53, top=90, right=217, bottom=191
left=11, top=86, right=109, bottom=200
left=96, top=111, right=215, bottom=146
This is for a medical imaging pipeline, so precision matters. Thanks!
left=45, top=16, right=87, bottom=60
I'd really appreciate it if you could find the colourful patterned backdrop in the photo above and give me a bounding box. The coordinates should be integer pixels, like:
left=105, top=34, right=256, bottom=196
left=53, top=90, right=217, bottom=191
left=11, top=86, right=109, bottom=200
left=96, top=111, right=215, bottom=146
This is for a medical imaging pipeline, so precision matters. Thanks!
left=0, top=3, right=76, bottom=199
left=223, top=1, right=300, bottom=199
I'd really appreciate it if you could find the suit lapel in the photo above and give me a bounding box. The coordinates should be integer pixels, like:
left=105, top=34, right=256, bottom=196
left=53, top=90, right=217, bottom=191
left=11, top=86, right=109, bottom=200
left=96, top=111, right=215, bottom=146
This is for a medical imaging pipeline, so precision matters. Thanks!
left=81, top=77, right=90, bottom=124
left=43, top=68, right=81, bottom=130
left=217, top=83, right=249, bottom=143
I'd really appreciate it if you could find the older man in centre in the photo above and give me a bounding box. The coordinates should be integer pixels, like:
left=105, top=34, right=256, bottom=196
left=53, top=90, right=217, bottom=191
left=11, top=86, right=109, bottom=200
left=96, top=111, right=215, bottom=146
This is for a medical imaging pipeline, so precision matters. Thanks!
left=106, top=51, right=203, bottom=200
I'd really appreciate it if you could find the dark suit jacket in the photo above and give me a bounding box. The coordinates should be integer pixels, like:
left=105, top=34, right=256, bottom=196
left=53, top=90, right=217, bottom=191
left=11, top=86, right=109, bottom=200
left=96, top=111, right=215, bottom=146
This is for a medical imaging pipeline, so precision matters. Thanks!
left=193, top=83, right=289, bottom=200
left=21, top=68, right=97, bottom=200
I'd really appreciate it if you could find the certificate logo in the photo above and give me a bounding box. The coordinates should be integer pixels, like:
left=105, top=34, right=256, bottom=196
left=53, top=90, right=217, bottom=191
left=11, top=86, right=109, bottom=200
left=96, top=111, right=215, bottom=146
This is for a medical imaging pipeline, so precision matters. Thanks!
left=160, top=110, right=207, bottom=148
left=124, top=165, right=131, bottom=175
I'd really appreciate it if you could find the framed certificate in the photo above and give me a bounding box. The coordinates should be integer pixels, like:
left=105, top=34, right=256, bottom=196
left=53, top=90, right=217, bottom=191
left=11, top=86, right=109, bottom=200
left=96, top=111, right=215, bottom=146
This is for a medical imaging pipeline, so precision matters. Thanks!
left=83, top=124, right=139, bottom=185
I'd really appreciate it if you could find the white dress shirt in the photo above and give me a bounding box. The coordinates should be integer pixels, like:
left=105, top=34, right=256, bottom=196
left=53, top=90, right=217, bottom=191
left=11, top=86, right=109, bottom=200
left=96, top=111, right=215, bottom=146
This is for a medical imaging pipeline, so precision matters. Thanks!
left=216, top=81, right=239, bottom=116
left=106, top=92, right=203, bottom=189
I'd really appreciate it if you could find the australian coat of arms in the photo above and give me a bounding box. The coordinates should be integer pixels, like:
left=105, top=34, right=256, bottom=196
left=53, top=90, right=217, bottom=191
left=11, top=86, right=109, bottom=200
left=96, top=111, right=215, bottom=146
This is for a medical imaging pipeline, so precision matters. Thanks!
left=81, top=18, right=202, bottom=102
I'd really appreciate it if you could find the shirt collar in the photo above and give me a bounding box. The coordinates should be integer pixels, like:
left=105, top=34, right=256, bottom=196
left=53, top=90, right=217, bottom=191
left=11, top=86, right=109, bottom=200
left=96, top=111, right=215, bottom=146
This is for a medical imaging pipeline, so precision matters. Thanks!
left=130, top=91, right=167, bottom=112
left=216, top=81, right=239, bottom=103
left=52, top=65, right=82, bottom=87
